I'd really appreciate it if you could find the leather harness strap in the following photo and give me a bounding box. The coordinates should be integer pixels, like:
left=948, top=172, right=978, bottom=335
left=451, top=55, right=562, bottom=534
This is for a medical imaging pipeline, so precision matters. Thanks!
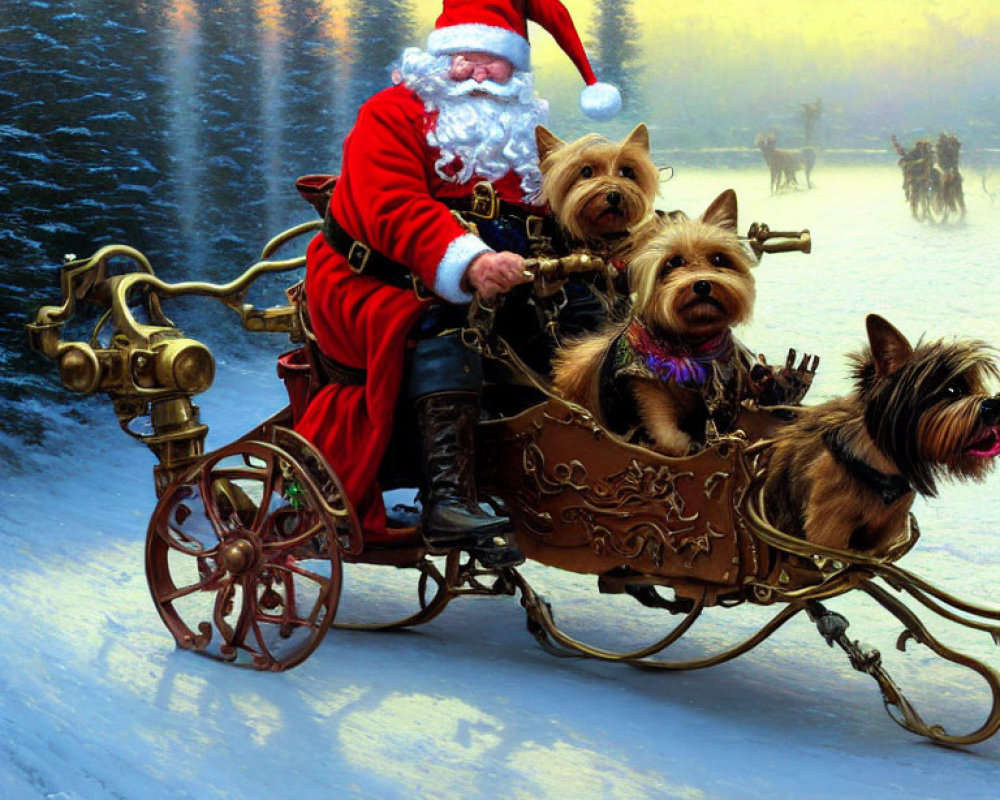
left=294, top=281, right=368, bottom=387
left=823, top=431, right=913, bottom=505
left=312, top=344, right=367, bottom=387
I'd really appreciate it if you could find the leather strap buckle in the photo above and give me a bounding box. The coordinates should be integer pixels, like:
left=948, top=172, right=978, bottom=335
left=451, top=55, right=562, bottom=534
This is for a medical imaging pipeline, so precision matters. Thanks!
left=347, top=240, right=371, bottom=273
left=525, top=214, right=547, bottom=240
left=468, top=181, right=498, bottom=220
left=411, top=273, right=434, bottom=300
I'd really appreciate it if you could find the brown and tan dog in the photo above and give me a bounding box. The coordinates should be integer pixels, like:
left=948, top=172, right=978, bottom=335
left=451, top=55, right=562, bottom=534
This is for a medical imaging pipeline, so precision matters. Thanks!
left=764, top=314, right=1000, bottom=553
left=552, top=189, right=757, bottom=456
left=536, top=123, right=662, bottom=267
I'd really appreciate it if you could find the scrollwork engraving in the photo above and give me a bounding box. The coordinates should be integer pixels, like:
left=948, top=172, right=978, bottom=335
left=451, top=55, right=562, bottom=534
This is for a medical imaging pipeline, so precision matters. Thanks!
left=515, top=445, right=731, bottom=568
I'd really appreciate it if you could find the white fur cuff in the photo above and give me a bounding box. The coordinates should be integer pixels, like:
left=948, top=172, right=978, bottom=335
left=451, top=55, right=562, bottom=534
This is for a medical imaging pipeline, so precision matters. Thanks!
left=427, top=24, right=531, bottom=71
left=434, top=233, right=491, bottom=304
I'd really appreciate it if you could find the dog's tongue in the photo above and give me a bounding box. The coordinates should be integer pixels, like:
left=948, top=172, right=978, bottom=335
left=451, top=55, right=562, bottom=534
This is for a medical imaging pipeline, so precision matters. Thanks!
left=967, top=425, right=1000, bottom=458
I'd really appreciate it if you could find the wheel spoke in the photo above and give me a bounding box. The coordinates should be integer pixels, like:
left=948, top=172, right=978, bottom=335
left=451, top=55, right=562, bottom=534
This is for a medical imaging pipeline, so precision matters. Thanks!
left=239, top=581, right=278, bottom=666
left=158, top=566, right=223, bottom=603
left=269, top=558, right=331, bottom=592
left=199, top=462, right=228, bottom=532
left=271, top=563, right=331, bottom=627
left=212, top=580, right=241, bottom=648
left=249, top=453, right=281, bottom=531
left=246, top=617, right=277, bottom=666
left=262, top=518, right=326, bottom=552
left=154, top=484, right=224, bottom=555
left=155, top=525, right=221, bottom=558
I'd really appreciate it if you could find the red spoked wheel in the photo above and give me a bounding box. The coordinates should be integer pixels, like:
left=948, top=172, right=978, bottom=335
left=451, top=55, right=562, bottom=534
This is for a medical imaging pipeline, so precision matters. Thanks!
left=145, top=432, right=357, bottom=670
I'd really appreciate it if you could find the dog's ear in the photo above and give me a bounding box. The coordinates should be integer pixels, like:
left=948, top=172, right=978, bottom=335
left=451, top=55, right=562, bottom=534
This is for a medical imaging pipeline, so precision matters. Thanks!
left=623, top=123, right=650, bottom=152
left=700, top=189, right=738, bottom=231
left=535, top=126, right=564, bottom=162
left=866, top=314, right=914, bottom=378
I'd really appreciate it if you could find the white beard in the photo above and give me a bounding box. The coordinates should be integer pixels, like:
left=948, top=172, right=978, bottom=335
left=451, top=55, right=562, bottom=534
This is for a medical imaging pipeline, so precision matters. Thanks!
left=394, top=47, right=549, bottom=202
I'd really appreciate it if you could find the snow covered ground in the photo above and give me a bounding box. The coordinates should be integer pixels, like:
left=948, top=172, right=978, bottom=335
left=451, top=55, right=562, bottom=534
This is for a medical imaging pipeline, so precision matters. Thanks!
left=4, top=165, right=1000, bottom=799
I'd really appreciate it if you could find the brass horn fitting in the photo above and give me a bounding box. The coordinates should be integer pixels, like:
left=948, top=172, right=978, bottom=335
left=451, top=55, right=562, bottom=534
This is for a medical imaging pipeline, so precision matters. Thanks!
left=152, top=338, right=215, bottom=395
left=57, top=342, right=102, bottom=394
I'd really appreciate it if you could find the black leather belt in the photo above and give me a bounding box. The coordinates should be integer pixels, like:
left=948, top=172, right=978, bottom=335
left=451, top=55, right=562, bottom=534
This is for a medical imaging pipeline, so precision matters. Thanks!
left=322, top=211, right=420, bottom=293
left=321, top=182, right=554, bottom=296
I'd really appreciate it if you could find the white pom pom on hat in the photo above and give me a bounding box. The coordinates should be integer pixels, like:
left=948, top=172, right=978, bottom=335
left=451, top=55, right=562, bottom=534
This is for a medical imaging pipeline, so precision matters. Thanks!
left=580, top=82, right=622, bottom=121
left=427, top=0, right=622, bottom=121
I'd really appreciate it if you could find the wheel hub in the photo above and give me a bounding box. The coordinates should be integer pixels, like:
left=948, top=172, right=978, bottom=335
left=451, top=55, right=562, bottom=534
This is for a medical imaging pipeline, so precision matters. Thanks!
left=220, top=537, right=257, bottom=575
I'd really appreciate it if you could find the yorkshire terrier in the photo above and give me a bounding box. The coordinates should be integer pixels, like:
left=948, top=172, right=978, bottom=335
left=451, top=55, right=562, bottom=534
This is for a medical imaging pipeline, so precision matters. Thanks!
left=535, top=123, right=662, bottom=268
left=551, top=189, right=758, bottom=456
left=764, top=314, right=1000, bottom=553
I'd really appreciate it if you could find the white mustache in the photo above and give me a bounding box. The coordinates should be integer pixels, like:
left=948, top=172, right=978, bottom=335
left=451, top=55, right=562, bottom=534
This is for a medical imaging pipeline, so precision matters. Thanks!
left=446, top=78, right=520, bottom=99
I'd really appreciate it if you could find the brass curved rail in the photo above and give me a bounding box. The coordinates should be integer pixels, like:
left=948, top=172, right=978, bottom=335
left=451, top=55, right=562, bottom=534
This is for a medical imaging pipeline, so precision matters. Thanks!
left=743, top=473, right=1000, bottom=746
left=260, top=219, right=324, bottom=260
left=626, top=603, right=806, bottom=671
left=511, top=570, right=707, bottom=661
left=875, top=562, right=1000, bottom=632
left=333, top=553, right=459, bottom=632
left=511, top=565, right=808, bottom=670
left=855, top=581, right=1000, bottom=746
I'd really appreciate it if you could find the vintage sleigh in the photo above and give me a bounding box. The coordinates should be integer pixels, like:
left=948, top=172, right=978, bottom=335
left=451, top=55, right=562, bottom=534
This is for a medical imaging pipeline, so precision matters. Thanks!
left=25, top=215, right=1000, bottom=747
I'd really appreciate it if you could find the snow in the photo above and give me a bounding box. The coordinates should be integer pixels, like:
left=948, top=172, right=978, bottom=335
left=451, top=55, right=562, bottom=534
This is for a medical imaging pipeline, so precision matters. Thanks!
left=4, top=165, right=1000, bottom=799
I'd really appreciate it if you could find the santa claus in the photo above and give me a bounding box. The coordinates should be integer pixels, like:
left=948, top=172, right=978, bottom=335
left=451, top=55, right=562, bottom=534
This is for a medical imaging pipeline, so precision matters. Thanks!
left=296, top=0, right=620, bottom=567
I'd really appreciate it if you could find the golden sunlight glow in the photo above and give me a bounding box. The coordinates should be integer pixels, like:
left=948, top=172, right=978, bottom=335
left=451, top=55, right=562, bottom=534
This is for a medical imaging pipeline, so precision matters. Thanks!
left=164, top=0, right=200, bottom=35
left=318, top=0, right=355, bottom=61
left=255, top=0, right=286, bottom=37
left=414, top=0, right=997, bottom=88
left=339, top=693, right=505, bottom=795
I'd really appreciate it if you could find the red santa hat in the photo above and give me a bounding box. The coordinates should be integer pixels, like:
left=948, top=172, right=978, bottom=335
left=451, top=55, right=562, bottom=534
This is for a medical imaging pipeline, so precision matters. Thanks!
left=426, top=0, right=622, bottom=121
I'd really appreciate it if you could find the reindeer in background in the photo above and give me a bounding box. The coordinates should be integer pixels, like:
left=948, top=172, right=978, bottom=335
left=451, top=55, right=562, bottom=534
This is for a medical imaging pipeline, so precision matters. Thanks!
left=756, top=132, right=816, bottom=194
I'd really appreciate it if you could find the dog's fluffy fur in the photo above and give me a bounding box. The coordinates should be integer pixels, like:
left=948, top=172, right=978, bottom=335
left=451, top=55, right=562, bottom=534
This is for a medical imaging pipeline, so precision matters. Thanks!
left=536, top=124, right=661, bottom=265
left=764, top=314, right=1000, bottom=553
left=552, top=189, right=757, bottom=456
left=756, top=132, right=815, bottom=194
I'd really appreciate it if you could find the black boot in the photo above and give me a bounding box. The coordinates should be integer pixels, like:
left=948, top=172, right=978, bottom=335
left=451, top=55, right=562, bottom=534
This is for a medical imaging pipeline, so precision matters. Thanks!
left=407, top=330, right=524, bottom=569
left=415, top=392, right=525, bottom=568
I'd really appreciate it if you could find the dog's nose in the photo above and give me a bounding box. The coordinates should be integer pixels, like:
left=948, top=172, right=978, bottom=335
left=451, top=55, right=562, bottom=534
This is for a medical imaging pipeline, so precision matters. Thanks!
left=693, top=280, right=712, bottom=296
left=606, top=191, right=621, bottom=207
left=980, top=397, right=1000, bottom=425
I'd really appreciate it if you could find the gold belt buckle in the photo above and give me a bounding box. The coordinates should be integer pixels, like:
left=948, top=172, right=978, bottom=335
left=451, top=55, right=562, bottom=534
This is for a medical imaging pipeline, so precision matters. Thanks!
left=468, top=181, right=498, bottom=220
left=347, top=241, right=371, bottom=274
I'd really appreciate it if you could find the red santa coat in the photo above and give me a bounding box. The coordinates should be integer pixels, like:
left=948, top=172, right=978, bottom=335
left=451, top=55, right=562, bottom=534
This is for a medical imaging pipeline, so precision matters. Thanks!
left=296, top=84, right=537, bottom=542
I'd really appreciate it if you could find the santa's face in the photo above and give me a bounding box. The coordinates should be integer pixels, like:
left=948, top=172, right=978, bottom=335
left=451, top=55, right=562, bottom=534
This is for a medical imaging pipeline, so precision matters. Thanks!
left=444, top=52, right=520, bottom=99
left=448, top=52, right=515, bottom=84
left=394, top=47, right=548, bottom=200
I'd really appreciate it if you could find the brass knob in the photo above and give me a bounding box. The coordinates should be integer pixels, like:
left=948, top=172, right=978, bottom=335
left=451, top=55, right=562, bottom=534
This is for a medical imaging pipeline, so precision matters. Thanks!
left=154, top=338, right=215, bottom=394
left=220, top=539, right=256, bottom=575
left=57, top=343, right=102, bottom=394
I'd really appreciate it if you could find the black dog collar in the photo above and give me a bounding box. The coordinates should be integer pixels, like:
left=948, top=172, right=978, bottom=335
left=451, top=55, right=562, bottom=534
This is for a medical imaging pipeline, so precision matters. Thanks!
left=823, top=431, right=913, bottom=506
